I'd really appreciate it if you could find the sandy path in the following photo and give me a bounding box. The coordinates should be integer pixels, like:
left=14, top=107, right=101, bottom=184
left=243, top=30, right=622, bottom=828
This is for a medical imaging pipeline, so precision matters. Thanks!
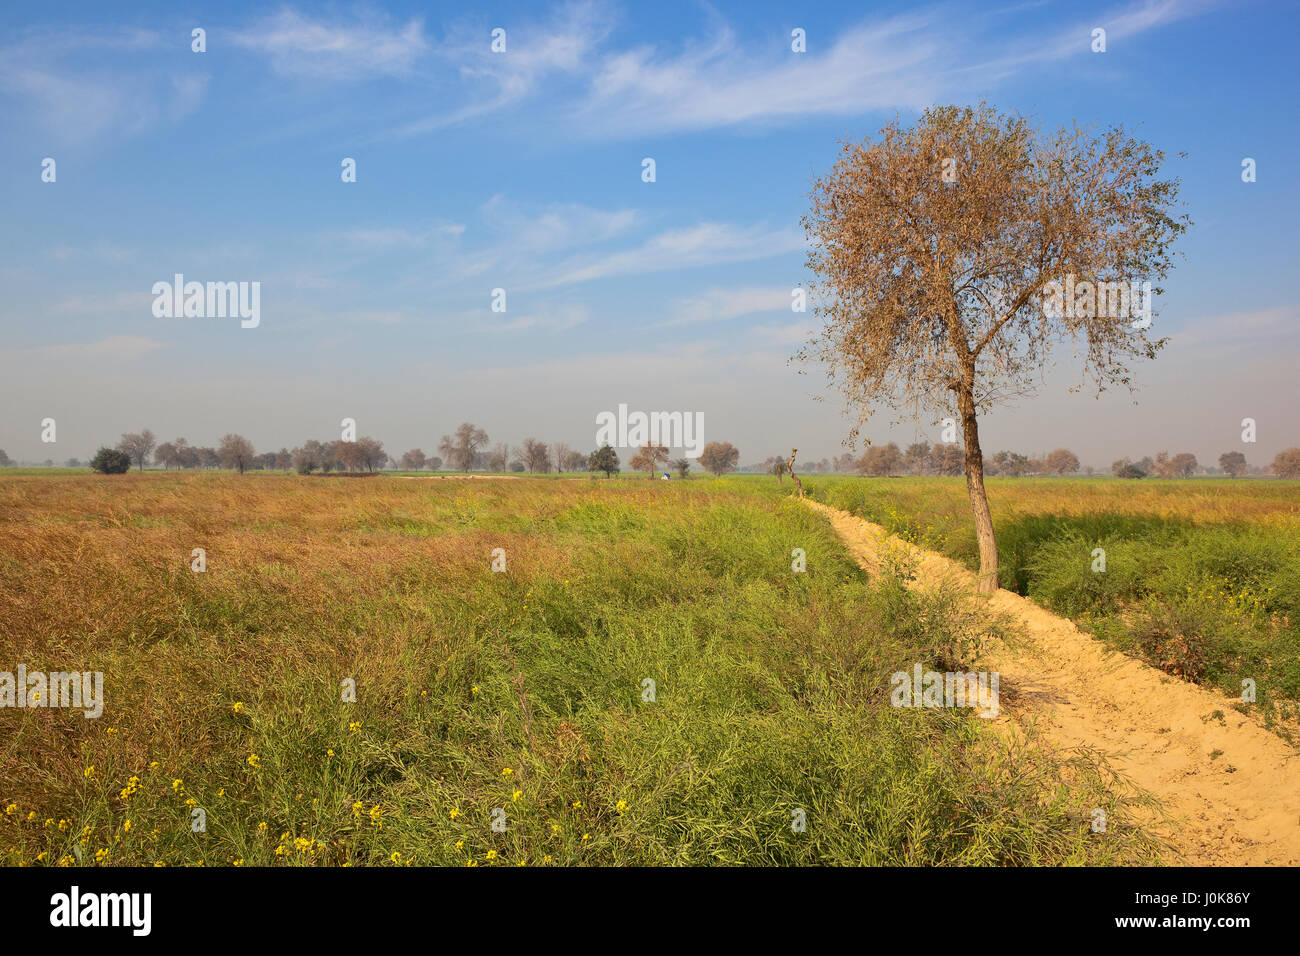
left=805, top=499, right=1300, bottom=866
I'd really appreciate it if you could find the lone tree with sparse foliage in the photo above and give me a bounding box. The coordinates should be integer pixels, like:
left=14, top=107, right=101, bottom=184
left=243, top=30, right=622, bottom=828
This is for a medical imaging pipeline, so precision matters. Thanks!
left=802, top=103, right=1188, bottom=592
left=629, top=443, right=669, bottom=476
left=697, top=441, right=739, bottom=476
left=218, top=433, right=255, bottom=474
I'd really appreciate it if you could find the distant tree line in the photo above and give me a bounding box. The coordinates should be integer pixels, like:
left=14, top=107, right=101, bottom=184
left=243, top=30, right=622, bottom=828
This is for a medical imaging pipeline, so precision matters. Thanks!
left=13, top=426, right=1300, bottom=480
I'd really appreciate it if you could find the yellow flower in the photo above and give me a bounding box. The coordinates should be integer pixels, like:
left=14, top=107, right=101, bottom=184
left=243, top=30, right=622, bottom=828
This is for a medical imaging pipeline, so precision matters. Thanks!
left=351, top=801, right=364, bottom=819
left=390, top=852, right=402, bottom=863
left=500, top=767, right=512, bottom=777
left=105, top=727, right=118, bottom=736
left=149, top=761, right=159, bottom=770
left=571, top=800, right=582, bottom=809
left=582, top=833, right=590, bottom=842
left=326, top=749, right=334, bottom=757
left=37, top=851, right=48, bottom=863
left=58, top=856, right=74, bottom=867
left=348, top=721, right=361, bottom=733
left=153, top=861, right=165, bottom=867
left=485, top=850, right=497, bottom=861
left=257, top=821, right=268, bottom=833
left=26, top=811, right=36, bottom=821
left=232, top=702, right=244, bottom=713
left=543, top=854, right=552, bottom=864
left=471, top=686, right=480, bottom=695
left=123, top=819, right=132, bottom=833
left=232, top=858, right=244, bottom=866
left=83, top=766, right=95, bottom=779
left=95, top=848, right=109, bottom=863
left=246, top=753, right=261, bottom=768
left=185, top=798, right=197, bottom=808
left=217, top=789, right=225, bottom=797
left=172, top=779, right=184, bottom=792
left=448, top=808, right=461, bottom=820
left=3, top=803, right=16, bottom=815
left=511, top=789, right=522, bottom=803
left=455, top=841, right=464, bottom=851
left=615, top=800, right=627, bottom=813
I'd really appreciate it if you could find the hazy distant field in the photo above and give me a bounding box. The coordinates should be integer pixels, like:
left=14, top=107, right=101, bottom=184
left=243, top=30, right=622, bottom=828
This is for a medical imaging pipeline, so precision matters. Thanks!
left=0, top=472, right=1158, bottom=867
left=809, top=476, right=1300, bottom=725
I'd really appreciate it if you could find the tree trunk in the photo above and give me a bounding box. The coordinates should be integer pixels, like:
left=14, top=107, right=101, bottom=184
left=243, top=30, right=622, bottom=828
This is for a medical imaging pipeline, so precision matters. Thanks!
left=957, top=385, right=999, bottom=594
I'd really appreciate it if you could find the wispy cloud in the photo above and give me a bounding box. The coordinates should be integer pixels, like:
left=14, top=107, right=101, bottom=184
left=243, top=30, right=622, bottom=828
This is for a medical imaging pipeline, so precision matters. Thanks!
left=230, top=9, right=429, bottom=79
left=0, top=26, right=206, bottom=144
left=662, top=285, right=793, bottom=326
left=544, top=223, right=803, bottom=287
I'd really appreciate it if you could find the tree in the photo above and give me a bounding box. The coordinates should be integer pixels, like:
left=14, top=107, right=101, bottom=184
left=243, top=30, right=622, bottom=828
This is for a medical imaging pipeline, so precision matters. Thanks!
left=858, top=442, right=902, bottom=476
left=478, top=442, right=505, bottom=472
left=552, top=442, right=573, bottom=473
left=673, top=458, right=691, bottom=478
left=218, top=434, right=255, bottom=474
left=929, top=443, right=964, bottom=476
left=438, top=423, right=488, bottom=472
left=801, top=104, right=1187, bottom=592
left=589, top=444, right=620, bottom=478
left=1169, top=453, right=1197, bottom=478
left=903, top=442, right=931, bottom=475
left=990, top=450, right=1029, bottom=477
left=292, top=440, right=327, bottom=475
left=89, top=447, right=131, bottom=474
left=0, top=449, right=10, bottom=467
left=426, top=455, right=443, bottom=471
left=1045, top=449, right=1080, bottom=475
left=1271, top=448, right=1300, bottom=479
left=1218, top=451, right=1247, bottom=477
left=698, top=441, right=740, bottom=476
left=629, top=443, right=669, bottom=476
left=521, top=438, right=551, bottom=473
left=400, top=449, right=428, bottom=471
left=562, top=449, right=587, bottom=472
left=764, top=456, right=787, bottom=483
left=355, top=437, right=386, bottom=473
left=1111, top=458, right=1146, bottom=479
left=116, top=429, right=157, bottom=471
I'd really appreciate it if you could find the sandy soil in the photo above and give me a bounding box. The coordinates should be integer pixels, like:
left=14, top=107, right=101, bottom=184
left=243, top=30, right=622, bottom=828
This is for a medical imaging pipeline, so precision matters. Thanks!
left=805, top=499, right=1300, bottom=866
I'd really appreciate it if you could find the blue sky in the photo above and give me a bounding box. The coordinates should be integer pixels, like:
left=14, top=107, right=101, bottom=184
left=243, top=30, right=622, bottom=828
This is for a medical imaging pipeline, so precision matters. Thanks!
left=1, top=0, right=1297, bottom=467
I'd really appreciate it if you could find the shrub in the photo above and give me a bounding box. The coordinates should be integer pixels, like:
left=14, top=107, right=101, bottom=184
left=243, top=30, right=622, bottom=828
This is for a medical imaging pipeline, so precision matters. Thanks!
left=88, top=447, right=131, bottom=474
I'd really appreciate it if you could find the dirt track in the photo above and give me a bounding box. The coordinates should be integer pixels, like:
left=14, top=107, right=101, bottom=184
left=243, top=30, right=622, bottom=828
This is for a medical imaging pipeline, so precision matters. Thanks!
left=806, top=499, right=1300, bottom=866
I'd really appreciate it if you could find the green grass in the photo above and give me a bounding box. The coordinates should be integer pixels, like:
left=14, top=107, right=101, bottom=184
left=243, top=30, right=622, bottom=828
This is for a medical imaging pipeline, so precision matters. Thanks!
left=0, top=473, right=1155, bottom=866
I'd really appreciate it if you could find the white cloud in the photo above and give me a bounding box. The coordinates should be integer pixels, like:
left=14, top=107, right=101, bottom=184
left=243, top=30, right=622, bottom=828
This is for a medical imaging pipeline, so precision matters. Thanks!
left=544, top=223, right=803, bottom=287
left=230, top=10, right=428, bottom=79
left=663, top=285, right=793, bottom=326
